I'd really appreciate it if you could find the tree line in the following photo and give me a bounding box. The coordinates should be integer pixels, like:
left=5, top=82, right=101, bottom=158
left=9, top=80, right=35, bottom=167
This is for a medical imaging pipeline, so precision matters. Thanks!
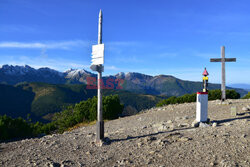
left=156, top=89, right=240, bottom=107
left=0, top=95, right=123, bottom=141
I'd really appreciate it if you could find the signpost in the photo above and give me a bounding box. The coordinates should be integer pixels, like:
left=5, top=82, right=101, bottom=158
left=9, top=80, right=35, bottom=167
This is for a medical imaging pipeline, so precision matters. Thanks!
left=91, top=44, right=104, bottom=66
left=90, top=10, right=104, bottom=142
left=210, top=46, right=236, bottom=101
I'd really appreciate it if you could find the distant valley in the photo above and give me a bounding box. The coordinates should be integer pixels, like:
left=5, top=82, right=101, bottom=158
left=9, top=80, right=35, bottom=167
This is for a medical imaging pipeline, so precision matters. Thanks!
left=0, top=64, right=248, bottom=122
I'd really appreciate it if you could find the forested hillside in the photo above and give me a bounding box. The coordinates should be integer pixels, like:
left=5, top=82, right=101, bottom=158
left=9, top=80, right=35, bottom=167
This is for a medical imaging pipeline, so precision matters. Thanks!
left=0, top=83, right=162, bottom=122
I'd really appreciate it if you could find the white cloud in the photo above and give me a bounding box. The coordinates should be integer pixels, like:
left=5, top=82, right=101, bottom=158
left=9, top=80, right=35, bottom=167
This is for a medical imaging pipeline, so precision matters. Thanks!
left=0, top=25, right=39, bottom=33
left=105, top=65, right=119, bottom=70
left=106, top=41, right=140, bottom=47
left=0, top=55, right=89, bottom=72
left=0, top=40, right=89, bottom=50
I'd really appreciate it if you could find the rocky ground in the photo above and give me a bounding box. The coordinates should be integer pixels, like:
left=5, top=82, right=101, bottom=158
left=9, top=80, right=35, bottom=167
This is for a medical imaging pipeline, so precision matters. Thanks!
left=0, top=99, right=250, bottom=167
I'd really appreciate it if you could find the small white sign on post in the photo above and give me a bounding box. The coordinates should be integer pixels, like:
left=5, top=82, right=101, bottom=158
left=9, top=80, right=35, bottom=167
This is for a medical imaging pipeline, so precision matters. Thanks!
left=91, top=44, right=104, bottom=65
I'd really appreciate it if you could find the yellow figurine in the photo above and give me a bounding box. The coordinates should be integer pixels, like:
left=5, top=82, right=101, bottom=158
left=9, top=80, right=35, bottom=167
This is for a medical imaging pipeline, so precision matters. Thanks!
left=202, top=68, right=209, bottom=92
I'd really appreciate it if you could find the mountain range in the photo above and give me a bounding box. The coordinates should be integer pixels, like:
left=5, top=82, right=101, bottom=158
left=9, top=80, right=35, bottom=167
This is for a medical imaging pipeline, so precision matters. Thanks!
left=0, top=64, right=248, bottom=122
left=1, top=64, right=247, bottom=97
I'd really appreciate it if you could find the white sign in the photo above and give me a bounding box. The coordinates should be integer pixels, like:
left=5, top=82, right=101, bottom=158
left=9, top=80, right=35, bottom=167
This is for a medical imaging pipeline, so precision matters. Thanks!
left=91, top=44, right=104, bottom=65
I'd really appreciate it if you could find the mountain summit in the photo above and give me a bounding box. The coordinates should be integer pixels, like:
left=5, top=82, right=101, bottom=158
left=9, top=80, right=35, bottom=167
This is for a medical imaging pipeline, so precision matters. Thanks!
left=1, top=99, right=249, bottom=166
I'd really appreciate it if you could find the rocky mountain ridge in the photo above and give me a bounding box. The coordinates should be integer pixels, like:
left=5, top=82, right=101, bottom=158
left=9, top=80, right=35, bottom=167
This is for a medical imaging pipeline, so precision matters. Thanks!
left=1, top=64, right=247, bottom=97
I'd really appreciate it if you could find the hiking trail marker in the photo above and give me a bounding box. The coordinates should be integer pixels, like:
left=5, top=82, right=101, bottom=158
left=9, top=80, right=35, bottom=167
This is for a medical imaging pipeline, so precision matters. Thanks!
left=90, top=10, right=104, bottom=143
left=210, top=46, right=236, bottom=101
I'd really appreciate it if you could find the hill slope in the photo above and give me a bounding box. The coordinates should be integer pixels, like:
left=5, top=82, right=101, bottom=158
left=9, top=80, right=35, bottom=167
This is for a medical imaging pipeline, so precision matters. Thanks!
left=0, top=99, right=249, bottom=166
left=0, top=83, right=162, bottom=122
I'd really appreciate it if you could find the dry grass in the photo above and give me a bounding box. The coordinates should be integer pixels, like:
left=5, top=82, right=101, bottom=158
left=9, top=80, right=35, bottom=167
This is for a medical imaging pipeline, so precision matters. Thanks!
left=66, top=120, right=109, bottom=132
left=34, top=87, right=55, bottom=100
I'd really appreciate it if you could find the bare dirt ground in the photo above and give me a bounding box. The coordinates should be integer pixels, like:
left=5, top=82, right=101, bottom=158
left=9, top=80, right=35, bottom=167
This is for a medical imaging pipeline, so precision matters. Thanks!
left=0, top=99, right=249, bottom=167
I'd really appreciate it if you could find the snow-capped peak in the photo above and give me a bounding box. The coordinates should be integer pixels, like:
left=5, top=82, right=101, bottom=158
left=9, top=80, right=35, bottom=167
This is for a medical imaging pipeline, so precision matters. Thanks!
left=0, top=64, right=36, bottom=75
left=65, top=69, right=93, bottom=78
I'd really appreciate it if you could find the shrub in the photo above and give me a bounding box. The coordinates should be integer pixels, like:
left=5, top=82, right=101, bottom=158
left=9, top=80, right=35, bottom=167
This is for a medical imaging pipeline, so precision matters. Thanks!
left=0, top=115, right=33, bottom=140
left=48, top=95, right=123, bottom=133
left=103, top=95, right=124, bottom=119
left=242, top=92, right=250, bottom=99
left=0, top=94, right=124, bottom=141
left=156, top=95, right=195, bottom=107
left=156, top=89, right=240, bottom=107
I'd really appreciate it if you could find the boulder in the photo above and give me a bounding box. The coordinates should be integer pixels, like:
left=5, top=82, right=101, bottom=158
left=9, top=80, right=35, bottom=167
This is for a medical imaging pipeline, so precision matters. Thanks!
left=191, top=120, right=199, bottom=127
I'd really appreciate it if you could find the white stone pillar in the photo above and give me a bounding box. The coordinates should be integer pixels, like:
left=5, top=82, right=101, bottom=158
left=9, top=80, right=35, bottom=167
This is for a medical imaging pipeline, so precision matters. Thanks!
left=196, top=92, right=208, bottom=122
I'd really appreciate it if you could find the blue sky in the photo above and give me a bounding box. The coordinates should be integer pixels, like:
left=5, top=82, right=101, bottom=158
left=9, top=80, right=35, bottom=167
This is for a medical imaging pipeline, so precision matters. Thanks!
left=0, top=0, right=250, bottom=84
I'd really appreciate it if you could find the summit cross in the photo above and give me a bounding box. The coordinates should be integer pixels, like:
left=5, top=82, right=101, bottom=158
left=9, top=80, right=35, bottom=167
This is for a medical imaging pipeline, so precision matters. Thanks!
left=210, top=46, right=236, bottom=101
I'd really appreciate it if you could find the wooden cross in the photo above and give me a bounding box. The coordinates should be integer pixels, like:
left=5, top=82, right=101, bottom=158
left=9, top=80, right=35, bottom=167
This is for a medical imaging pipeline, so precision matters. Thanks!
left=210, top=46, right=236, bottom=101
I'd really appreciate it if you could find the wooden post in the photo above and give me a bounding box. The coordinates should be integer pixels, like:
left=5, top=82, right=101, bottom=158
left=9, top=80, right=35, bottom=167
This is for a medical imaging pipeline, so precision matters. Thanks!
left=221, top=46, right=226, bottom=101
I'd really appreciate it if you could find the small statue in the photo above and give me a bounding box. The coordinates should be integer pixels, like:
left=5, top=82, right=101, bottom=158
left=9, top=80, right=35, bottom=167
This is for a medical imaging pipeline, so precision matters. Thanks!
left=202, top=68, right=209, bottom=92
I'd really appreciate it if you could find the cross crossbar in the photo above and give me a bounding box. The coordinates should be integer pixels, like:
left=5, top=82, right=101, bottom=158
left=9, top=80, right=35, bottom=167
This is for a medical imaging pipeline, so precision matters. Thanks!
left=210, top=58, right=236, bottom=62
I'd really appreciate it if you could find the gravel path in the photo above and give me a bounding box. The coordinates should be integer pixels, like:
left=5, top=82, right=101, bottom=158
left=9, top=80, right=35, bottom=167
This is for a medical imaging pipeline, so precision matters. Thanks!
left=0, top=99, right=249, bottom=167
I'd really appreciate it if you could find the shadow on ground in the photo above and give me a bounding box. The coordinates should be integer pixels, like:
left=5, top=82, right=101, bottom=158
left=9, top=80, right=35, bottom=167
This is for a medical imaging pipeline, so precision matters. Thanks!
left=215, top=115, right=250, bottom=124
left=105, top=113, right=250, bottom=145
left=108, top=126, right=195, bottom=144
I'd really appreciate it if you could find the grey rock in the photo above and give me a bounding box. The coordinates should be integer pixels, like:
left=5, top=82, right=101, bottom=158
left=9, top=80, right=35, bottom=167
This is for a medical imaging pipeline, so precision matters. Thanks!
left=182, top=116, right=189, bottom=120
left=47, top=162, right=61, bottom=167
left=175, top=117, right=181, bottom=121
left=158, top=125, right=168, bottom=131
left=137, top=142, right=143, bottom=147
left=77, top=162, right=85, bottom=167
left=87, top=133, right=95, bottom=138
left=144, top=136, right=157, bottom=144
left=191, top=120, right=200, bottom=127
left=242, top=107, right=249, bottom=111
left=199, top=122, right=210, bottom=128
left=212, top=122, right=218, bottom=127
left=178, top=137, right=192, bottom=142
left=117, top=159, right=131, bottom=165
left=168, top=124, right=175, bottom=130
left=220, top=160, right=237, bottom=167
left=178, top=123, right=189, bottom=127
left=61, top=160, right=74, bottom=166
left=166, top=120, right=173, bottom=124
left=225, top=122, right=232, bottom=126
left=85, top=151, right=91, bottom=155
left=241, top=134, right=247, bottom=138
left=149, top=150, right=155, bottom=154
